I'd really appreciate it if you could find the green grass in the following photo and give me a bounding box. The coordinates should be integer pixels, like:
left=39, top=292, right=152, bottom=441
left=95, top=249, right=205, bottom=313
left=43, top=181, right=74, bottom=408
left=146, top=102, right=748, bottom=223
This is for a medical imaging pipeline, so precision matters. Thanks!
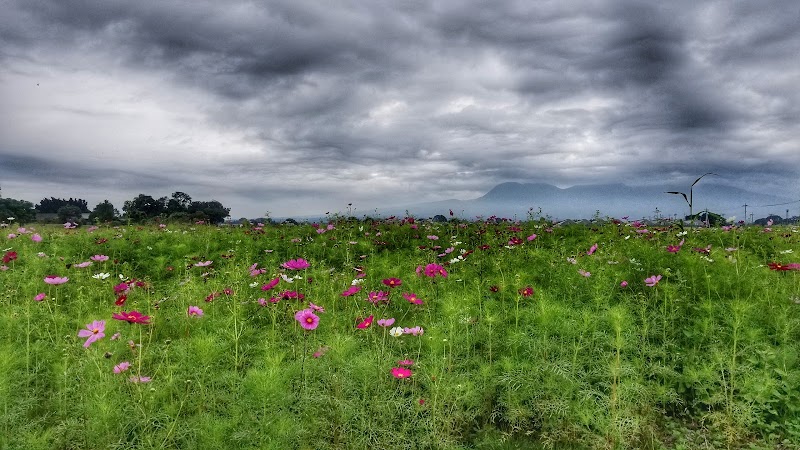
left=1, top=219, right=799, bottom=449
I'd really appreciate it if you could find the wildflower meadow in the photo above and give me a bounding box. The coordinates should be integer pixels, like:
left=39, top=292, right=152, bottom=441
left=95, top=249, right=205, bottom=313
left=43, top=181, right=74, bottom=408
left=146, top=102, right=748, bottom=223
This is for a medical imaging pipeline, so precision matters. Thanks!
left=1, top=217, right=799, bottom=449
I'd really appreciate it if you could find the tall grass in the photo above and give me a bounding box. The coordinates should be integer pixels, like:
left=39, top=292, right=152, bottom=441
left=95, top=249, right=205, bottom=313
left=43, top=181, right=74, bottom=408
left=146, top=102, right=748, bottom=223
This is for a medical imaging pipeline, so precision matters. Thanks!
left=1, top=218, right=799, bottom=449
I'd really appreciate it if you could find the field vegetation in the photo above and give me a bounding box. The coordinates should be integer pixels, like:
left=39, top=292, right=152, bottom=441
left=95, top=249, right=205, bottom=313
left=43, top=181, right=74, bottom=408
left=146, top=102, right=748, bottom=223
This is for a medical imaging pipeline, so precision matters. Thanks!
left=1, top=216, right=799, bottom=449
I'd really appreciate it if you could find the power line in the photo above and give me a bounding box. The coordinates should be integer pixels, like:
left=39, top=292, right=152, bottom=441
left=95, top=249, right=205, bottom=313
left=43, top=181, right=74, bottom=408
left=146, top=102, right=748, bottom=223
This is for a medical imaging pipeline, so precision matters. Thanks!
left=750, top=199, right=800, bottom=208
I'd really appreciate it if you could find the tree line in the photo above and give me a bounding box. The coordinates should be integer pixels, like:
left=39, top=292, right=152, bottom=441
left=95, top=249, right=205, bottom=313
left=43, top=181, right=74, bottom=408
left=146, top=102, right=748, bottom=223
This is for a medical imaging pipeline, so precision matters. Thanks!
left=0, top=191, right=230, bottom=225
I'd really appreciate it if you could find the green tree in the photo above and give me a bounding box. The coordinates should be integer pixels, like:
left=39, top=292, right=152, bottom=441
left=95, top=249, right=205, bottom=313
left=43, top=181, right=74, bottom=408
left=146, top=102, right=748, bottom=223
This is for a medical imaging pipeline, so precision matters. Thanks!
left=123, top=194, right=164, bottom=222
left=57, top=205, right=83, bottom=224
left=89, top=200, right=118, bottom=223
left=188, top=200, right=231, bottom=224
left=0, top=198, right=36, bottom=224
left=166, top=191, right=192, bottom=215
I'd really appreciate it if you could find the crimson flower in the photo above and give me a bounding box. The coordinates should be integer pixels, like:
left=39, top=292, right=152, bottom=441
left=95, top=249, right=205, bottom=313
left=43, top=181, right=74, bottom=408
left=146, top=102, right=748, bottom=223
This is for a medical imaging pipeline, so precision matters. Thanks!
left=261, top=277, right=280, bottom=291
left=367, top=291, right=389, bottom=304
left=112, top=310, right=151, bottom=324
left=519, top=286, right=534, bottom=297
left=2, top=251, right=17, bottom=263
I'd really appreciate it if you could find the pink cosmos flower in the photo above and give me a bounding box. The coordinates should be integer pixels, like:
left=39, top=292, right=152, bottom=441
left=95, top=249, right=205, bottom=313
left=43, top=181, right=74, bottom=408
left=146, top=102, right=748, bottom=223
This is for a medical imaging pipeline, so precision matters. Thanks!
left=187, top=306, right=204, bottom=317
left=382, top=277, right=402, bottom=288
left=31, top=233, right=42, bottom=242
left=261, top=277, right=280, bottom=291
left=340, top=285, right=361, bottom=297
left=587, top=243, right=598, bottom=255
left=367, top=291, right=389, bottom=304
left=295, top=308, right=320, bottom=330
left=312, top=346, right=330, bottom=358
left=578, top=269, right=591, bottom=277
left=44, top=275, right=69, bottom=285
left=356, top=315, right=374, bottom=329
left=112, top=310, right=151, bottom=324
left=194, top=260, right=213, bottom=267
left=391, top=367, right=413, bottom=379
left=620, top=281, right=629, bottom=288
left=0, top=265, right=7, bottom=271
left=282, top=258, right=310, bottom=270
left=427, top=235, right=439, bottom=240
left=90, top=254, right=109, bottom=261
left=377, top=318, right=396, bottom=327
left=403, top=326, right=424, bottom=336
left=74, top=261, right=93, bottom=268
left=129, top=376, right=151, bottom=383
left=257, top=298, right=268, bottom=306
left=527, top=234, right=537, bottom=241
left=113, top=361, right=131, bottom=374
left=419, top=263, right=448, bottom=278
left=644, top=275, right=662, bottom=287
left=77, top=320, right=106, bottom=348
left=402, top=292, right=424, bottom=305
left=34, top=293, right=46, bottom=302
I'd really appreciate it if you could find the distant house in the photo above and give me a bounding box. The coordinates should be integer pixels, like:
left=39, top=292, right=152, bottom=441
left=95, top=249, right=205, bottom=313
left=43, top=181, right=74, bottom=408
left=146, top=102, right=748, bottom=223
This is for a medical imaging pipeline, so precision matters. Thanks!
left=35, top=212, right=91, bottom=222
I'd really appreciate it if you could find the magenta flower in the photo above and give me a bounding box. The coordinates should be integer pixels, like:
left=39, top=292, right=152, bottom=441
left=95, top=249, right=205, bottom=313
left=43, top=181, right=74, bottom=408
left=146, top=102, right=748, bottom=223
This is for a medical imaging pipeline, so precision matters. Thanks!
left=402, top=292, right=424, bottom=305
left=309, top=302, right=325, bottom=313
left=90, top=254, right=109, bottom=261
left=356, top=315, right=374, bottom=329
left=620, top=280, right=629, bottom=288
left=391, top=367, right=413, bottom=379
left=644, top=275, right=662, bottom=287
left=519, top=286, right=534, bottom=297
left=187, top=306, right=204, bottom=317
left=419, top=263, right=448, bottom=278
left=377, top=318, right=396, bottom=327
left=295, top=308, right=320, bottom=330
left=382, top=277, right=402, bottom=288
left=77, top=320, right=106, bottom=348
left=112, top=310, right=151, bottom=324
left=31, top=233, right=42, bottom=242
left=282, top=258, right=310, bottom=270
left=261, top=277, right=280, bottom=291
left=527, top=234, right=537, bottom=241
left=341, top=285, right=361, bottom=297
left=44, top=275, right=69, bottom=285
left=34, top=293, right=46, bottom=302
left=113, top=361, right=131, bottom=374
left=367, top=291, right=389, bottom=304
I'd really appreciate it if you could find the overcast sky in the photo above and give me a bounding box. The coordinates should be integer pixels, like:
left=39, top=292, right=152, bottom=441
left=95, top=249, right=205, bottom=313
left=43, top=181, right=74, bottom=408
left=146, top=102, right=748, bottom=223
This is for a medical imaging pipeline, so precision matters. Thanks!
left=1, top=0, right=798, bottom=219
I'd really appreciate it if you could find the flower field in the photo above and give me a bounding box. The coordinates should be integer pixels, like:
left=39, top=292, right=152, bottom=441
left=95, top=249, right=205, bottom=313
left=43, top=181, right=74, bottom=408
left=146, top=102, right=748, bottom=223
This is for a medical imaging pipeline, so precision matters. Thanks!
left=1, top=217, right=799, bottom=449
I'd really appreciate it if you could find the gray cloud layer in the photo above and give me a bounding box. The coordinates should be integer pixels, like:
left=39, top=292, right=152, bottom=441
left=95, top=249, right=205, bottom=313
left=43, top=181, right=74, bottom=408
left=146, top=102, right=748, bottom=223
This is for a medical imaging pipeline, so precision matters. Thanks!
left=1, top=0, right=798, bottom=218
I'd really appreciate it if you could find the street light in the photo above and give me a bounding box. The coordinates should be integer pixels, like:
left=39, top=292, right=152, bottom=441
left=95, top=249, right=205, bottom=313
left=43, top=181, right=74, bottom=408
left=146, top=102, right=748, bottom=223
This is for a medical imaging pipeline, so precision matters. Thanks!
left=666, top=172, right=718, bottom=225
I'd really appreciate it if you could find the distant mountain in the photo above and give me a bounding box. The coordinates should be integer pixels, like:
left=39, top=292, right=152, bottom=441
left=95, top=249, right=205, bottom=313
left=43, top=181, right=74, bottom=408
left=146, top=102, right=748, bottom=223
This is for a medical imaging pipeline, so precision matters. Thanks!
left=388, top=182, right=795, bottom=221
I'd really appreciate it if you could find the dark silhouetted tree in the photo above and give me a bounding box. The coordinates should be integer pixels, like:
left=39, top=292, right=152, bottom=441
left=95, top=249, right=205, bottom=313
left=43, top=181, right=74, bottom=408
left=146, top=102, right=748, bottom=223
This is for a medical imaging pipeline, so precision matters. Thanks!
left=36, top=197, right=90, bottom=213
left=0, top=198, right=36, bottom=224
left=57, top=205, right=84, bottom=224
left=188, top=200, right=230, bottom=224
left=123, top=194, right=164, bottom=222
left=89, top=200, right=119, bottom=223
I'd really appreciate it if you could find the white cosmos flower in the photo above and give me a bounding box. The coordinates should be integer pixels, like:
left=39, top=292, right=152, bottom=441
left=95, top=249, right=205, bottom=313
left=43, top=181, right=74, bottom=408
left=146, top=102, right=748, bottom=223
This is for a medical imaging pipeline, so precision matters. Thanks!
left=389, top=327, right=404, bottom=337
left=92, top=272, right=111, bottom=280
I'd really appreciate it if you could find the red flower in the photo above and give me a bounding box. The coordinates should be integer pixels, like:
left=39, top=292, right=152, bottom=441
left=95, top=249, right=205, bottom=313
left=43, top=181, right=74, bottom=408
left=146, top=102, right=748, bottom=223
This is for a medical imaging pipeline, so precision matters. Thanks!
left=2, top=251, right=17, bottom=264
left=768, top=262, right=792, bottom=271
left=382, top=277, right=402, bottom=288
left=115, top=294, right=127, bottom=306
left=356, top=315, right=374, bottom=329
left=112, top=310, right=151, bottom=324
left=519, top=286, right=534, bottom=297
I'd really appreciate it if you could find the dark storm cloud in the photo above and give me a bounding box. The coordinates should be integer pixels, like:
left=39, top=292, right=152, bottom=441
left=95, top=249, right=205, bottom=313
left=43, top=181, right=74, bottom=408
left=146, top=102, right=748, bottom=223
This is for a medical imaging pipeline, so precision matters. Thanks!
left=1, top=0, right=798, bottom=218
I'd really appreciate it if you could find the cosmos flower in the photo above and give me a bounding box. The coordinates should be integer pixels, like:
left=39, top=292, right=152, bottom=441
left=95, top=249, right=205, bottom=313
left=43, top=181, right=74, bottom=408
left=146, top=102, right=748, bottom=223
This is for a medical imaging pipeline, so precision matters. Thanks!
left=402, top=292, right=424, bottom=305
left=644, top=275, right=662, bottom=287
left=341, top=285, right=362, bottom=296
left=382, top=277, right=402, bottom=288
left=391, top=367, right=413, bottom=379
left=377, top=318, right=395, bottom=327
left=44, top=275, right=69, bottom=285
left=282, top=258, right=310, bottom=270
left=77, top=320, right=106, bottom=348
left=295, top=308, right=320, bottom=330
left=356, top=315, right=374, bottom=329
left=187, top=306, right=204, bottom=317
left=112, top=310, right=151, bottom=325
